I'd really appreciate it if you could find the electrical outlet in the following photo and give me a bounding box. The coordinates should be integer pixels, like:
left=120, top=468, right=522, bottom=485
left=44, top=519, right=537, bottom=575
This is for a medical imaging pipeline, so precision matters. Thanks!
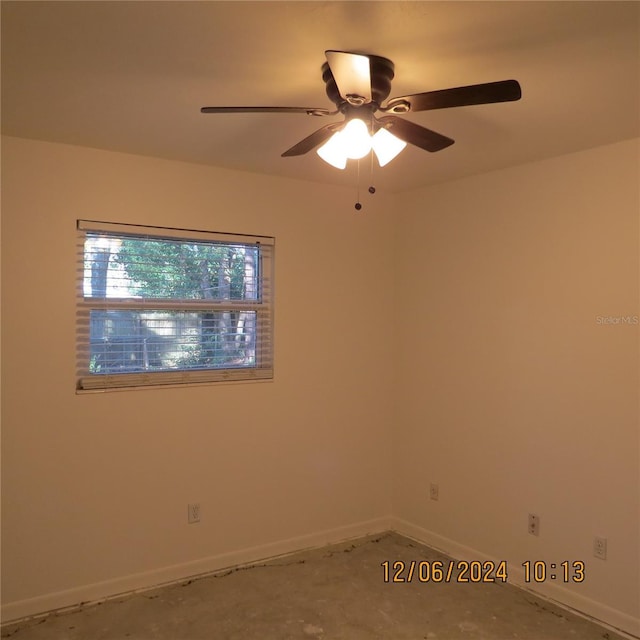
left=188, top=503, right=201, bottom=524
left=429, top=483, right=439, bottom=501
left=528, top=513, right=540, bottom=536
left=593, top=536, right=607, bottom=560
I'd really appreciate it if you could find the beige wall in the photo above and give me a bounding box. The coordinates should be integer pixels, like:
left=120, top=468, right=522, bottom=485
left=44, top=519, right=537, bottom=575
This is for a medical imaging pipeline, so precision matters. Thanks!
left=1, top=136, right=395, bottom=616
left=2, top=135, right=638, bottom=635
left=393, top=138, right=639, bottom=634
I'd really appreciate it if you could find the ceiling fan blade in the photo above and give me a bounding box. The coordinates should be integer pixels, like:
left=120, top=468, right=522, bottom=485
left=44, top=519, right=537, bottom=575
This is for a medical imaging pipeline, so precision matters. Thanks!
left=376, top=116, right=454, bottom=152
left=281, top=123, right=342, bottom=157
left=387, top=79, right=521, bottom=112
left=201, top=106, right=335, bottom=116
left=325, top=50, right=372, bottom=104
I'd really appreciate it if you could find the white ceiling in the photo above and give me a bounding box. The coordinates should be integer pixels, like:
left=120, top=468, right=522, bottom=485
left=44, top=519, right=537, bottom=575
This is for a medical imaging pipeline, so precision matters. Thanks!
left=2, top=1, right=639, bottom=193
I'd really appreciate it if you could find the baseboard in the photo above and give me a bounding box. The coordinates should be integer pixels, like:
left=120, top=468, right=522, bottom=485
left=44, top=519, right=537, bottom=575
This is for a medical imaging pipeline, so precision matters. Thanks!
left=391, top=517, right=640, bottom=640
left=1, top=516, right=392, bottom=625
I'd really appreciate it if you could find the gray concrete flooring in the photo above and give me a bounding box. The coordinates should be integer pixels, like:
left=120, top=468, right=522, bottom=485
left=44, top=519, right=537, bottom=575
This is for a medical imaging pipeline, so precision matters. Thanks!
left=1, top=532, right=626, bottom=639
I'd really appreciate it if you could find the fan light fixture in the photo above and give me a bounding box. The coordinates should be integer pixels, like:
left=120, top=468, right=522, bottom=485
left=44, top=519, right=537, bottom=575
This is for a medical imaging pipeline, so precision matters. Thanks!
left=316, top=118, right=407, bottom=170
left=201, top=50, right=522, bottom=209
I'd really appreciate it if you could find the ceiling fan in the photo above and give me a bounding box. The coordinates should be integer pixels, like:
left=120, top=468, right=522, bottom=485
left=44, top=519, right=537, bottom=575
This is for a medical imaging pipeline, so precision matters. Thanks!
left=201, top=50, right=522, bottom=171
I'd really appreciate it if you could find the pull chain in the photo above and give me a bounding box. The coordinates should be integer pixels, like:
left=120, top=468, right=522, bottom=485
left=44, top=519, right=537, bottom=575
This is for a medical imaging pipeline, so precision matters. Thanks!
left=355, top=158, right=362, bottom=210
left=355, top=151, right=376, bottom=211
left=369, top=150, right=376, bottom=195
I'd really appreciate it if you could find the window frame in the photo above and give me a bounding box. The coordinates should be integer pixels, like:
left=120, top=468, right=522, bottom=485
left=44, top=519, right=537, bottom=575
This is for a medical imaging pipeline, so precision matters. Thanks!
left=76, top=220, right=274, bottom=392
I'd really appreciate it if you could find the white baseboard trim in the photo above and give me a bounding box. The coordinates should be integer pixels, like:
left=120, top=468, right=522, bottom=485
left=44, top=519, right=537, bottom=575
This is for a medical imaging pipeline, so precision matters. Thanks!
left=391, top=517, right=640, bottom=640
left=1, top=516, right=392, bottom=625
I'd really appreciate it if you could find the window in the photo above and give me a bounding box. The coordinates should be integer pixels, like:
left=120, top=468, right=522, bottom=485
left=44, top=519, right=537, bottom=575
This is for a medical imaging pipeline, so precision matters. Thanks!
left=77, top=220, right=274, bottom=390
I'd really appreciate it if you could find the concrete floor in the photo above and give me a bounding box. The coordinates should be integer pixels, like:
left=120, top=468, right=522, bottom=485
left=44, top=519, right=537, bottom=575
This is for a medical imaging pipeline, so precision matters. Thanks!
left=1, top=532, right=626, bottom=640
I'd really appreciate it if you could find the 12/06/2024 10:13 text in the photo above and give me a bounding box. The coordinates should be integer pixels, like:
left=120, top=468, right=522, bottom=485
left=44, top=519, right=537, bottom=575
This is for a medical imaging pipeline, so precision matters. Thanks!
left=381, top=560, right=586, bottom=584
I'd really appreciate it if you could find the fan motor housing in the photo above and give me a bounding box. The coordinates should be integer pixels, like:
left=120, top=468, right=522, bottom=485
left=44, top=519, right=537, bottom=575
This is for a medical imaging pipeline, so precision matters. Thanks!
left=322, top=54, right=395, bottom=109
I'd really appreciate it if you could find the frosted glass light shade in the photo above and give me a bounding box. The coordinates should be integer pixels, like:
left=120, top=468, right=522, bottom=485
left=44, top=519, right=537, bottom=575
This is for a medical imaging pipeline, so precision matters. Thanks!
left=341, top=119, right=372, bottom=160
left=371, top=128, right=407, bottom=166
left=316, top=131, right=348, bottom=169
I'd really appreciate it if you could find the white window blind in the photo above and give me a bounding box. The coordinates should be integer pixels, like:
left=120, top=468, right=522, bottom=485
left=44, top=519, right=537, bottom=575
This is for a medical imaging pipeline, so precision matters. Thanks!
left=77, top=220, right=274, bottom=391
